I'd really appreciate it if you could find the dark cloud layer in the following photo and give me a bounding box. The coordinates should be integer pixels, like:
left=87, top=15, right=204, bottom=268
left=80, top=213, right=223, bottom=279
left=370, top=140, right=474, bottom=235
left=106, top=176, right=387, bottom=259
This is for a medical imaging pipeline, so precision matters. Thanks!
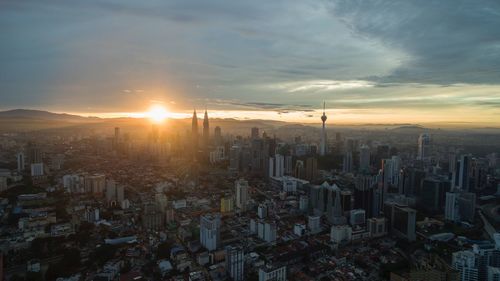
left=331, top=0, right=500, bottom=84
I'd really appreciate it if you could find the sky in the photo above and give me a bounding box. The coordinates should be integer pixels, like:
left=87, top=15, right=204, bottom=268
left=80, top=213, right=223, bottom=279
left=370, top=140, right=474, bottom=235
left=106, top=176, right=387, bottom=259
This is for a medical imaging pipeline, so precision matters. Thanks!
left=1, top=0, right=500, bottom=125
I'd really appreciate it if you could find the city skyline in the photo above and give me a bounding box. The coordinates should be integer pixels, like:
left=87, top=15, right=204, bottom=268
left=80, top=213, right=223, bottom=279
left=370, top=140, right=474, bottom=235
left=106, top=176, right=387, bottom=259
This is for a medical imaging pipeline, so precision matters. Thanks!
left=1, top=0, right=500, bottom=125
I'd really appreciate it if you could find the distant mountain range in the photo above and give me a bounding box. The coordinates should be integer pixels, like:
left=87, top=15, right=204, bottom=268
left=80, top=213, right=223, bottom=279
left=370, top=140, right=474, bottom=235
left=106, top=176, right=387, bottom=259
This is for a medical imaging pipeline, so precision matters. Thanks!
left=0, top=109, right=98, bottom=121
left=0, top=109, right=498, bottom=133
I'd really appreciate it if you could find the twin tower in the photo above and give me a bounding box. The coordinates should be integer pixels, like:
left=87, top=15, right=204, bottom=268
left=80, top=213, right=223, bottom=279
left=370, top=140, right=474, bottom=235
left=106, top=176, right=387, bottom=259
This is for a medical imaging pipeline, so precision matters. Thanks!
left=191, top=109, right=210, bottom=158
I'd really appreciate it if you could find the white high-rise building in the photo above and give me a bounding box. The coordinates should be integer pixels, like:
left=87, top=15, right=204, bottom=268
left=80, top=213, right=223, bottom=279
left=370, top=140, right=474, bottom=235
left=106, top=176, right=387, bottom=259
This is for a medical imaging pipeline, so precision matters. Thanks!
left=200, top=213, right=221, bottom=251
left=275, top=154, right=284, bottom=177
left=235, top=179, right=249, bottom=211
left=453, top=250, right=479, bottom=281
left=259, top=264, right=286, bottom=281
left=319, top=102, right=328, bottom=156
left=226, top=245, right=244, bottom=281
left=269, top=154, right=285, bottom=178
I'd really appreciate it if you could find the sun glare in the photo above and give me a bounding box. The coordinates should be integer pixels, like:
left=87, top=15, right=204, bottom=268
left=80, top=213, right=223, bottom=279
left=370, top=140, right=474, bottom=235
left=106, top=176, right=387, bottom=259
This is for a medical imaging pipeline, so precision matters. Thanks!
left=147, top=105, right=169, bottom=123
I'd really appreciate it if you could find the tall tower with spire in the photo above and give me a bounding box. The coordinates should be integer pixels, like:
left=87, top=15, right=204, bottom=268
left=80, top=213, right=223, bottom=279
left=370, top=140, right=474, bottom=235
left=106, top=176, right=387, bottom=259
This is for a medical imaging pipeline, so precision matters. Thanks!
left=319, top=102, right=328, bottom=156
left=192, top=109, right=199, bottom=158
left=203, top=109, right=209, bottom=149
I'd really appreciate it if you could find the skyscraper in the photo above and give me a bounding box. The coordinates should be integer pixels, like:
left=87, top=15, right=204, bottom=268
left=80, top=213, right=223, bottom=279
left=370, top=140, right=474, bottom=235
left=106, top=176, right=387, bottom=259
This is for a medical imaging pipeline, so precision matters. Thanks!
left=214, top=126, right=222, bottom=145
left=114, top=127, right=120, bottom=141
left=26, top=142, right=41, bottom=164
left=16, top=152, right=25, bottom=172
left=200, top=213, right=221, bottom=251
left=418, top=133, right=430, bottom=161
left=359, top=144, right=370, bottom=174
left=251, top=127, right=259, bottom=139
left=269, top=154, right=284, bottom=177
left=319, top=102, right=328, bottom=156
left=192, top=109, right=199, bottom=157
left=203, top=109, right=209, bottom=149
left=459, top=154, right=472, bottom=191
left=343, top=150, right=353, bottom=173
left=235, top=179, right=249, bottom=211
left=226, top=245, right=245, bottom=281
left=305, top=157, right=318, bottom=181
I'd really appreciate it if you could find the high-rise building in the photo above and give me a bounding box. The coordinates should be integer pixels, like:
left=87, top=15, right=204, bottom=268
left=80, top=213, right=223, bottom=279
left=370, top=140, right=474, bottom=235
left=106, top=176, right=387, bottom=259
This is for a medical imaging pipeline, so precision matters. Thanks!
left=343, top=151, right=353, bottom=173
left=200, top=213, right=221, bottom=251
left=220, top=196, right=234, bottom=213
left=354, top=175, right=376, bottom=218
left=30, top=163, right=44, bottom=177
left=458, top=154, right=472, bottom=191
left=330, top=224, right=352, bottom=243
left=445, top=191, right=476, bottom=223
left=114, top=127, right=120, bottom=142
left=367, top=217, right=387, bottom=238
left=26, top=143, right=42, bottom=164
left=359, top=145, right=371, bottom=174
left=17, top=152, right=25, bottom=172
left=235, top=179, right=249, bottom=211
left=418, top=133, right=431, bottom=161
left=319, top=102, right=328, bottom=156
left=269, top=154, right=285, bottom=177
left=251, top=127, right=260, bottom=139
left=229, top=145, right=242, bottom=171
left=308, top=215, right=321, bottom=233
left=226, top=245, right=244, bottom=281
left=203, top=110, right=209, bottom=149
left=85, top=174, right=106, bottom=195
left=445, top=192, right=460, bottom=222
left=325, top=183, right=347, bottom=225
left=214, top=126, right=222, bottom=145
left=257, top=204, right=268, bottom=219
left=259, top=264, right=286, bottom=281
left=299, top=195, right=309, bottom=212
left=453, top=242, right=500, bottom=281
left=305, top=157, right=318, bottom=181
left=142, top=203, right=164, bottom=230
left=256, top=220, right=277, bottom=243
left=294, top=160, right=305, bottom=179
left=350, top=209, right=366, bottom=226
left=284, top=155, right=293, bottom=175
left=192, top=110, right=199, bottom=158
left=418, top=177, right=450, bottom=214
left=387, top=204, right=416, bottom=242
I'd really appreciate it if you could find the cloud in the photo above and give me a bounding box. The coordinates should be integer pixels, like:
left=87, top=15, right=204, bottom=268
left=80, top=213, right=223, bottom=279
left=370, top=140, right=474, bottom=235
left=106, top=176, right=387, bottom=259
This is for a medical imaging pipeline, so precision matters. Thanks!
left=328, top=0, right=500, bottom=85
left=269, top=80, right=375, bottom=92
left=0, top=0, right=500, bottom=125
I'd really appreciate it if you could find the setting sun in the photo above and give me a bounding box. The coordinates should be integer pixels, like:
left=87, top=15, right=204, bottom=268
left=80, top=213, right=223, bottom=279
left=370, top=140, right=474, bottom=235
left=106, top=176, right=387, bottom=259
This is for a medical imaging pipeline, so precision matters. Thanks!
left=147, top=105, right=169, bottom=123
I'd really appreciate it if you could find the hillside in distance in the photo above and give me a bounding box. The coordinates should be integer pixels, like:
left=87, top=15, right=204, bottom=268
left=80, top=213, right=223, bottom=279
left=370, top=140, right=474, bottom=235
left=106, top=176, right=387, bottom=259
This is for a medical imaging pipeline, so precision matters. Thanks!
left=1, top=109, right=499, bottom=135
